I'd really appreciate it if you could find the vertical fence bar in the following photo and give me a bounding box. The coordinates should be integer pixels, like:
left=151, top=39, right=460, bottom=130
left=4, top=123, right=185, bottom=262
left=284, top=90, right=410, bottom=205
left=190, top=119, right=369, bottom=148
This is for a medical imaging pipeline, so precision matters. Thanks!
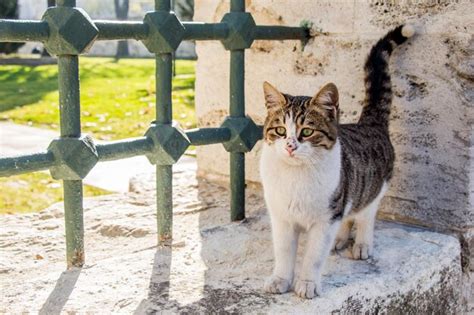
left=57, top=0, right=84, bottom=268
left=230, top=0, right=245, bottom=12
left=229, top=0, right=246, bottom=221
left=155, top=0, right=173, bottom=244
left=56, top=0, right=76, bottom=7
left=155, top=0, right=171, bottom=12
left=63, top=180, right=84, bottom=266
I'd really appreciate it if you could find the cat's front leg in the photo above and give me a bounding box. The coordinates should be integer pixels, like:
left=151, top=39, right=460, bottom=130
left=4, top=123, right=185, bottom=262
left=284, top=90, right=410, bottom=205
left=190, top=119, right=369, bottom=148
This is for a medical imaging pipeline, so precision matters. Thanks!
left=295, top=220, right=340, bottom=299
left=264, top=217, right=298, bottom=294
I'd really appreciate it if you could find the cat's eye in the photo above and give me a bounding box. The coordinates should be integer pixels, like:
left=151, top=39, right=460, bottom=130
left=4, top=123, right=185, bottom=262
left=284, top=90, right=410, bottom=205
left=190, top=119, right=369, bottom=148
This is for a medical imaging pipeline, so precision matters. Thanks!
left=301, top=128, right=314, bottom=137
left=275, top=127, right=286, bottom=137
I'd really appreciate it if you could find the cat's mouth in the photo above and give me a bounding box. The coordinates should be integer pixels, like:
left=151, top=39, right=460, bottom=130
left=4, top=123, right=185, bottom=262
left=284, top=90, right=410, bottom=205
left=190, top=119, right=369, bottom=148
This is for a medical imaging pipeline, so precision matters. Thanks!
left=280, top=151, right=305, bottom=165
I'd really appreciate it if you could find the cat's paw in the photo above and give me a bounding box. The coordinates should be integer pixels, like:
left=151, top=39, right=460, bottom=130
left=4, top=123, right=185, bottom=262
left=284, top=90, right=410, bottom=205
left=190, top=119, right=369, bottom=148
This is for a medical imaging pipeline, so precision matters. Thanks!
left=294, top=279, right=321, bottom=299
left=264, top=275, right=291, bottom=294
left=352, top=242, right=372, bottom=260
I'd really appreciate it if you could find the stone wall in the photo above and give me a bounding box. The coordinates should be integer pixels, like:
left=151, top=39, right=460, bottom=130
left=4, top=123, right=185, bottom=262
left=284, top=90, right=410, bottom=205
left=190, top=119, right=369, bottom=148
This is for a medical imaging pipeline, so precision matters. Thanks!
left=194, top=1, right=473, bottom=268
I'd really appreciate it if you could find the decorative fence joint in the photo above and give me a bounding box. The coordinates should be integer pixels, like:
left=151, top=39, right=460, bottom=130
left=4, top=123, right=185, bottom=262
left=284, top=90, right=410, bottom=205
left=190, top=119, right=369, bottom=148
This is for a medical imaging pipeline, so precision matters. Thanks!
left=142, top=11, right=185, bottom=53
left=48, top=135, right=98, bottom=180
left=144, top=122, right=190, bottom=165
left=42, top=7, right=98, bottom=55
left=221, top=116, right=262, bottom=153
left=221, top=12, right=256, bottom=50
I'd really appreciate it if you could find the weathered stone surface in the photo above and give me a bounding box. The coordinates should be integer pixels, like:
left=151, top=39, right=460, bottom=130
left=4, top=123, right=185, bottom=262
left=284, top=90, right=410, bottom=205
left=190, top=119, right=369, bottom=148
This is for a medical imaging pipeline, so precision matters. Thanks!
left=0, top=163, right=466, bottom=313
left=461, top=228, right=474, bottom=272
left=194, top=1, right=474, bottom=240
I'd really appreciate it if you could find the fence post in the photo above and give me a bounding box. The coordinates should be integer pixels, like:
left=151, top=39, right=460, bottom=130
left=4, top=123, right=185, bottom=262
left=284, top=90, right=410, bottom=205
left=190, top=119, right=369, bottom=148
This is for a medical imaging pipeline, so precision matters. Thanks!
left=57, top=0, right=85, bottom=268
left=229, top=0, right=246, bottom=221
left=155, top=0, right=173, bottom=245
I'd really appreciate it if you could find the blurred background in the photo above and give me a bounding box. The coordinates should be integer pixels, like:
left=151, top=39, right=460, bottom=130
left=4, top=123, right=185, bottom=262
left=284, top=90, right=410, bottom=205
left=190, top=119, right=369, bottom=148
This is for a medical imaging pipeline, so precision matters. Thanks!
left=0, top=0, right=197, bottom=214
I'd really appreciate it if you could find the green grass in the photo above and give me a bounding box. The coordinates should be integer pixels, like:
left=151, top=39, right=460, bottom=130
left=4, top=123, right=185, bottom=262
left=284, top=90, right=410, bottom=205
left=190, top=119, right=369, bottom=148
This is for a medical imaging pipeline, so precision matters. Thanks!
left=0, top=172, right=109, bottom=214
left=0, top=57, right=196, bottom=140
left=0, top=57, right=196, bottom=214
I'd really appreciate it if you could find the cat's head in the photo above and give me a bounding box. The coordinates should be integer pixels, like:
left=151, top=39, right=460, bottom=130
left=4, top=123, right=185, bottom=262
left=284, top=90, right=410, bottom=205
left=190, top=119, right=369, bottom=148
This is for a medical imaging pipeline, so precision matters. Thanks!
left=262, top=81, right=339, bottom=165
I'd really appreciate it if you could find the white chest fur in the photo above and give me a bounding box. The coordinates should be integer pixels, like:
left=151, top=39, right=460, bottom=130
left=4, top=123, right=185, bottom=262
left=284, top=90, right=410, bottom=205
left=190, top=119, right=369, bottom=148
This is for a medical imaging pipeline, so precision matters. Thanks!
left=259, top=141, right=342, bottom=229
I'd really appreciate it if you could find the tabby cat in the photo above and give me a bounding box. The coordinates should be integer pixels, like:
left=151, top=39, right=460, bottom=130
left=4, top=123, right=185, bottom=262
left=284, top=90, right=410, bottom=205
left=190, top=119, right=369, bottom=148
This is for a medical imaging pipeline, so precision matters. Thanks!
left=260, top=25, right=415, bottom=299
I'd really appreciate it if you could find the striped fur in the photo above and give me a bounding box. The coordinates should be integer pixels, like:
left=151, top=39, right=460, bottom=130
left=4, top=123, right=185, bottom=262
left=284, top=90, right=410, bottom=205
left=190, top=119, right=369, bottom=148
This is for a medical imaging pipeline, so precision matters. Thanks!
left=261, top=25, right=413, bottom=298
left=359, top=25, right=411, bottom=127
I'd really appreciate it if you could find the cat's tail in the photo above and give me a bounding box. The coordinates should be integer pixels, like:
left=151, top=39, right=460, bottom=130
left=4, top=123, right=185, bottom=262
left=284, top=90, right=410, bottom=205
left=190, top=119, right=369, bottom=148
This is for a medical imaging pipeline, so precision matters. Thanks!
left=358, top=24, right=415, bottom=127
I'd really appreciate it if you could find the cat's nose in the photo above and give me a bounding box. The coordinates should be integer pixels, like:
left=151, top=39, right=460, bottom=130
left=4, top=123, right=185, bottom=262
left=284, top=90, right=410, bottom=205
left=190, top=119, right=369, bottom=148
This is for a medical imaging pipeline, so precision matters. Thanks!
left=285, top=141, right=297, bottom=155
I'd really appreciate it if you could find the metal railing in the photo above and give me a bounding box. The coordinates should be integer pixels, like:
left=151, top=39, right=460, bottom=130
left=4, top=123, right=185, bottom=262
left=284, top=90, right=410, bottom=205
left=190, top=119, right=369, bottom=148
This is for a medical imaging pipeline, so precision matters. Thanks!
left=0, top=0, right=308, bottom=268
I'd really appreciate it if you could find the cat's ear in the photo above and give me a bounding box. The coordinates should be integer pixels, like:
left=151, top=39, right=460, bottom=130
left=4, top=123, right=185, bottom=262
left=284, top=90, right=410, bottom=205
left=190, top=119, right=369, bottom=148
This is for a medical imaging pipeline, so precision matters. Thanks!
left=311, top=83, right=339, bottom=120
left=263, top=81, right=285, bottom=110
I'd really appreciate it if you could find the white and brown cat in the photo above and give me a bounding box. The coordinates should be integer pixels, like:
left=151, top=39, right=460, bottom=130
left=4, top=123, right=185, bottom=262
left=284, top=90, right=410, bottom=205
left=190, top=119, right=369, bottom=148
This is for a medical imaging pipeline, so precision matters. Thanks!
left=260, top=25, right=415, bottom=299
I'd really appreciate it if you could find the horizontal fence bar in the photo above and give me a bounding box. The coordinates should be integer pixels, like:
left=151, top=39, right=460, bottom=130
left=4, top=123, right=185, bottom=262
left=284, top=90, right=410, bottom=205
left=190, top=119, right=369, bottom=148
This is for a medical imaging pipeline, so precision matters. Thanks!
left=96, top=137, right=153, bottom=162
left=0, top=151, right=55, bottom=177
left=0, top=125, right=262, bottom=177
left=254, top=25, right=309, bottom=41
left=182, top=22, right=229, bottom=41
left=0, top=20, right=49, bottom=42
left=0, top=21, right=308, bottom=44
left=95, top=21, right=148, bottom=41
left=186, top=127, right=231, bottom=145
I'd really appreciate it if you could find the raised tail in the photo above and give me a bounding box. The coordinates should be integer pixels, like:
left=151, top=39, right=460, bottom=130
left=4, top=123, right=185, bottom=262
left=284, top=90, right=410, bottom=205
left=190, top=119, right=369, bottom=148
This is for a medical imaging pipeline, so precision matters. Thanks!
left=358, top=24, right=415, bottom=127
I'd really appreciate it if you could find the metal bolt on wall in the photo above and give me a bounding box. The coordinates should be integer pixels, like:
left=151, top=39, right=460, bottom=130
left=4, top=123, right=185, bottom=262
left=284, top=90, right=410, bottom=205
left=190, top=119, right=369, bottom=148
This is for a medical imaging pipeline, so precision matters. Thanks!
left=0, top=0, right=309, bottom=268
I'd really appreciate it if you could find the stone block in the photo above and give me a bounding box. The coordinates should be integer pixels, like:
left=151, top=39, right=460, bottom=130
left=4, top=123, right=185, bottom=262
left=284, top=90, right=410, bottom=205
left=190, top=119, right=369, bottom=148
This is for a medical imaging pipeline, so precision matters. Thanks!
left=195, top=0, right=474, bottom=235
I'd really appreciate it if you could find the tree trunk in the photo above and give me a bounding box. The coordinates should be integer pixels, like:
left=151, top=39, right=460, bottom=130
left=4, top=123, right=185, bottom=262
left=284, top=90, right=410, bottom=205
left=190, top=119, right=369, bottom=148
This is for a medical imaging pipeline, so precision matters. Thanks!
left=116, top=41, right=129, bottom=58
left=114, top=0, right=129, bottom=58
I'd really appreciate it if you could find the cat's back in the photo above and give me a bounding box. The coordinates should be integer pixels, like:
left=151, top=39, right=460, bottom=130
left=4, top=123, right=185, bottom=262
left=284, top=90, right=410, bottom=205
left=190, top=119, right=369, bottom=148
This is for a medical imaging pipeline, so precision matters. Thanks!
left=339, top=123, right=394, bottom=171
left=337, top=123, right=395, bottom=212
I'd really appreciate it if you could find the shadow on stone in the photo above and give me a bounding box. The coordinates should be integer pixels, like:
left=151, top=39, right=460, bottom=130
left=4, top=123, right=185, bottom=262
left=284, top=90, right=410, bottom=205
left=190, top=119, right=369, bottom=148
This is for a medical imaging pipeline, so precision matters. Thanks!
left=38, top=267, right=81, bottom=315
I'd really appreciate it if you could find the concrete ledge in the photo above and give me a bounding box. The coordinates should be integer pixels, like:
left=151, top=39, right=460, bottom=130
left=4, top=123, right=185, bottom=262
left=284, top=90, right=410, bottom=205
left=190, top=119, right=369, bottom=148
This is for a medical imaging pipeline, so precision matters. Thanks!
left=0, top=164, right=464, bottom=313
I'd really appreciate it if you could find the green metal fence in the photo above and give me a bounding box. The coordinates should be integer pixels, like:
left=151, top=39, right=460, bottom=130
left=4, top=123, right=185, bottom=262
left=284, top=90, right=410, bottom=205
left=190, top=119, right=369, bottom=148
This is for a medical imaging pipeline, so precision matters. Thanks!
left=0, top=0, right=308, bottom=268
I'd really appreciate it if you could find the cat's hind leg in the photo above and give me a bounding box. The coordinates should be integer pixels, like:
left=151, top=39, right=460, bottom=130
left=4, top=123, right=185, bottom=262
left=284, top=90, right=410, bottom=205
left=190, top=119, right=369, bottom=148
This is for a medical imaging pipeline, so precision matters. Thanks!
left=352, top=183, right=388, bottom=260
left=334, top=217, right=353, bottom=250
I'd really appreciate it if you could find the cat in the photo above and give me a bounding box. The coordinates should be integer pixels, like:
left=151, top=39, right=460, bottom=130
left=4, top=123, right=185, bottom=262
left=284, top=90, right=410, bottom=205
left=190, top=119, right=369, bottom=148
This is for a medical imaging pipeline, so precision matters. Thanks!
left=260, top=24, right=415, bottom=299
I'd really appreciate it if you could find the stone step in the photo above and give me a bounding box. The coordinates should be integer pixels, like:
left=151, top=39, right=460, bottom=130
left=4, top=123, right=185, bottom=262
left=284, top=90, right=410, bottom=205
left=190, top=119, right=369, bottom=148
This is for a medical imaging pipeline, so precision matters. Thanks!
left=0, top=166, right=465, bottom=313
